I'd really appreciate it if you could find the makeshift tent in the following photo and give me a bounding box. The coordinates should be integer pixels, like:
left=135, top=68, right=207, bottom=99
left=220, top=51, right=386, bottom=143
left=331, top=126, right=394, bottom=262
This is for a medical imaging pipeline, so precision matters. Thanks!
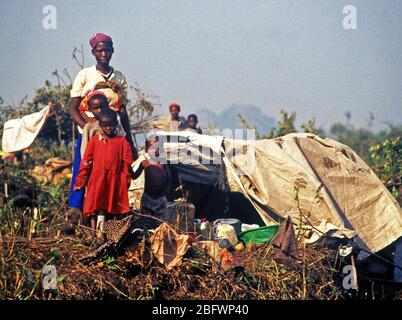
left=129, top=131, right=402, bottom=255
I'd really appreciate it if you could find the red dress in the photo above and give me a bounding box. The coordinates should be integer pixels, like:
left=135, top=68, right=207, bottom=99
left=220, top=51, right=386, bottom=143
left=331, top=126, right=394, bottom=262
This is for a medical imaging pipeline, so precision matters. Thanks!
left=75, top=134, right=133, bottom=217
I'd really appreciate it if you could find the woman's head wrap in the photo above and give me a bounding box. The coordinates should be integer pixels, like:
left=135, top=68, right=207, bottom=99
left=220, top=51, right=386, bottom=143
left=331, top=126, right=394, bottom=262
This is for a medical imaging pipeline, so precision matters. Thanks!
left=89, top=33, right=113, bottom=49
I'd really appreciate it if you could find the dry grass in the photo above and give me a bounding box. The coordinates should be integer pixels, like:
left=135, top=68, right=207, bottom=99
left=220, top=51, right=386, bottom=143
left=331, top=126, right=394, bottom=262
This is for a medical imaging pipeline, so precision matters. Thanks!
left=0, top=162, right=400, bottom=300
left=0, top=216, right=343, bottom=300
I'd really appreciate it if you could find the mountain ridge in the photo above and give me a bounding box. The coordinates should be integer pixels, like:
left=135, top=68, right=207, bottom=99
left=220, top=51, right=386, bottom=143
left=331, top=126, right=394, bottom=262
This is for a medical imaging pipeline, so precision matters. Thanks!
left=195, top=104, right=276, bottom=134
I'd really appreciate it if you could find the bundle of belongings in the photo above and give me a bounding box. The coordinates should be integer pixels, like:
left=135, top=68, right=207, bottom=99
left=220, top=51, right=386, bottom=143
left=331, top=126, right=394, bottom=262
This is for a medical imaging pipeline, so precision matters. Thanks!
left=78, top=213, right=192, bottom=271
left=30, top=157, right=72, bottom=185
left=78, top=213, right=159, bottom=263
left=76, top=210, right=300, bottom=274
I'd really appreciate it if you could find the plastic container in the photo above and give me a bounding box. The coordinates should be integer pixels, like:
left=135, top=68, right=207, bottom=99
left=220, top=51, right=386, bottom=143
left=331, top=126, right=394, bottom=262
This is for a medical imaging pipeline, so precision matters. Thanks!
left=214, top=218, right=242, bottom=234
left=237, top=225, right=280, bottom=244
left=200, top=220, right=212, bottom=240
left=194, top=219, right=201, bottom=234
left=214, top=223, right=239, bottom=248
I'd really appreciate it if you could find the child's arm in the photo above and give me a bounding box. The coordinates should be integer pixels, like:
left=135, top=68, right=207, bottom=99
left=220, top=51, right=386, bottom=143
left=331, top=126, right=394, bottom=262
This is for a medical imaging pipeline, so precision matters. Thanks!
left=130, top=162, right=144, bottom=180
left=122, top=138, right=134, bottom=186
left=74, top=137, right=96, bottom=190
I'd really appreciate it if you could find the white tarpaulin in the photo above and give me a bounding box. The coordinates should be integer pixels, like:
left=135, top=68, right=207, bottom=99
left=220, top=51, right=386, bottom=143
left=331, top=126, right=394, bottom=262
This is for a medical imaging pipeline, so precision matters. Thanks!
left=151, top=131, right=402, bottom=254
left=2, top=105, right=51, bottom=153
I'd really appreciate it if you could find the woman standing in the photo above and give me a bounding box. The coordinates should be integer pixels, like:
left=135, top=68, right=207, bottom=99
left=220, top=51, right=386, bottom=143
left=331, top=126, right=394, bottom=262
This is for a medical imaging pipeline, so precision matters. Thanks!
left=68, top=32, right=136, bottom=211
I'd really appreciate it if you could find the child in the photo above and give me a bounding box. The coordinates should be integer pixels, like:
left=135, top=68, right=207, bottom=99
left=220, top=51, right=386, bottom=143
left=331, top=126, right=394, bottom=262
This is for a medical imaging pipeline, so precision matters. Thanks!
left=186, top=114, right=202, bottom=134
left=74, top=109, right=133, bottom=232
left=131, top=135, right=172, bottom=217
left=80, top=91, right=109, bottom=156
left=69, top=90, right=111, bottom=211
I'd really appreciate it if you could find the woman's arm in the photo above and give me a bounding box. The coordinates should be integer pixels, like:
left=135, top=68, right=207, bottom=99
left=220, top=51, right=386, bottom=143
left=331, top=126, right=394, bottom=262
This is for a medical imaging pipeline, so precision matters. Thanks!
left=68, top=98, right=86, bottom=129
left=69, top=69, right=87, bottom=129
left=119, top=107, right=138, bottom=160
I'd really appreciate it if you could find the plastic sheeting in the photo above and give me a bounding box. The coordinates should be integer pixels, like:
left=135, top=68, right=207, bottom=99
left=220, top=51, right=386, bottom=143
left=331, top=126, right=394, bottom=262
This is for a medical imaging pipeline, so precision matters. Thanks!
left=133, top=131, right=402, bottom=254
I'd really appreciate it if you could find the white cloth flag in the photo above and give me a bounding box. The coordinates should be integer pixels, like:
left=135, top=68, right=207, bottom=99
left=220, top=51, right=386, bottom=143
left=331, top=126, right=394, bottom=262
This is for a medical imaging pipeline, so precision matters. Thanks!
left=2, top=105, right=51, bottom=153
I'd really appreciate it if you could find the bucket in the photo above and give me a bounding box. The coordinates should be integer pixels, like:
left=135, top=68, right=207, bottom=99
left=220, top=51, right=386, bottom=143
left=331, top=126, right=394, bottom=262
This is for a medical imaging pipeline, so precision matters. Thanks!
left=214, top=218, right=242, bottom=234
left=214, top=223, right=239, bottom=248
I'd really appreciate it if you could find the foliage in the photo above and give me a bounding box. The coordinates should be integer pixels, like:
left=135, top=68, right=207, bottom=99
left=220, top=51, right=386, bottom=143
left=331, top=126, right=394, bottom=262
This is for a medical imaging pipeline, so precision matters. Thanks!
left=0, top=156, right=70, bottom=237
left=126, top=83, right=160, bottom=133
left=329, top=112, right=402, bottom=164
left=300, top=118, right=325, bottom=136
left=126, top=83, right=159, bottom=129
left=238, top=110, right=325, bottom=139
left=265, top=110, right=297, bottom=138
left=28, top=82, right=73, bottom=146
left=237, top=113, right=261, bottom=138
left=0, top=81, right=73, bottom=146
left=369, top=136, right=402, bottom=202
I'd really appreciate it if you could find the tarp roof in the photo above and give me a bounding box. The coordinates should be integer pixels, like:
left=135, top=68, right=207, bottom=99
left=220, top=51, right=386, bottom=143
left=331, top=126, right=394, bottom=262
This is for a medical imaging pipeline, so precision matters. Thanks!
left=139, top=131, right=402, bottom=254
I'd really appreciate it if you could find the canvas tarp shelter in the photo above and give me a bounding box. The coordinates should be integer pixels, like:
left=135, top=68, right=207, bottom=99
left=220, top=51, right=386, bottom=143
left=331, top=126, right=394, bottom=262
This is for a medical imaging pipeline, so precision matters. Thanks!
left=130, top=131, right=402, bottom=254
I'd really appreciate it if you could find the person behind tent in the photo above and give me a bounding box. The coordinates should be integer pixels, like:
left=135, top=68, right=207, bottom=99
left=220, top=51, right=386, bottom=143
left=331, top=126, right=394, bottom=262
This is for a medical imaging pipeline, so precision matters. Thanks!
left=167, top=102, right=187, bottom=131
left=131, top=135, right=172, bottom=217
left=151, top=102, right=187, bottom=132
left=186, top=114, right=202, bottom=134
left=74, top=109, right=133, bottom=232
left=67, top=32, right=137, bottom=212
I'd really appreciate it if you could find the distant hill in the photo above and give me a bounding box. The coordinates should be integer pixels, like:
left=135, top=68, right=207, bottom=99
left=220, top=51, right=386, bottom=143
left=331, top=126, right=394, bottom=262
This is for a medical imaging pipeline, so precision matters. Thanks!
left=195, top=104, right=276, bottom=134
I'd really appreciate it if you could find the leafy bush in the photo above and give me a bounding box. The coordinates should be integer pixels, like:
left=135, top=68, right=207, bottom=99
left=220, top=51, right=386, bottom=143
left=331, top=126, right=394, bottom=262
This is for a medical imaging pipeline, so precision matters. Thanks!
left=0, top=81, right=73, bottom=146
left=369, top=136, right=402, bottom=203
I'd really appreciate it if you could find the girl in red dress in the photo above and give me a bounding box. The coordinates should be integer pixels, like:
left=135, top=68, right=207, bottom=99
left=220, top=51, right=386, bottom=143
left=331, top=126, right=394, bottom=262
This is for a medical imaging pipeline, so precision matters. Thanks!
left=74, top=109, right=133, bottom=230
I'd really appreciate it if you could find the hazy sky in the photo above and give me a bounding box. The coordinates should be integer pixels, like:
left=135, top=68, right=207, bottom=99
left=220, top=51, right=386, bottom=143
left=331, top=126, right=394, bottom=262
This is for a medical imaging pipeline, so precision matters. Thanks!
left=1, top=0, right=401, bottom=130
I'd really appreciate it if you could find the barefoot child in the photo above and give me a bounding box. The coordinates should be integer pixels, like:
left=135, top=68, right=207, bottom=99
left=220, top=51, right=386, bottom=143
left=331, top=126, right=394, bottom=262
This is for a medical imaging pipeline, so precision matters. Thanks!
left=74, top=109, right=133, bottom=232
